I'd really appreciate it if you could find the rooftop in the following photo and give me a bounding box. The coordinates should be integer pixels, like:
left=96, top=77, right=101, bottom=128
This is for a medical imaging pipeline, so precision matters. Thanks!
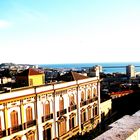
left=17, top=68, right=44, bottom=76
left=58, top=71, right=88, bottom=82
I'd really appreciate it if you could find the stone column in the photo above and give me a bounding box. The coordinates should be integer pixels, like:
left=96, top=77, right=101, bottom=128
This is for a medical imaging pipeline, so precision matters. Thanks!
left=20, top=99, right=25, bottom=130
left=4, top=103, right=8, bottom=136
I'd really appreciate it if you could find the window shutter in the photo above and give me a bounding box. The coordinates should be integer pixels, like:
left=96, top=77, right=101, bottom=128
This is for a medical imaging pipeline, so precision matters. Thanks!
left=59, top=97, right=64, bottom=111
left=44, top=101, right=50, bottom=116
left=10, top=110, right=18, bottom=127
left=26, top=106, right=33, bottom=122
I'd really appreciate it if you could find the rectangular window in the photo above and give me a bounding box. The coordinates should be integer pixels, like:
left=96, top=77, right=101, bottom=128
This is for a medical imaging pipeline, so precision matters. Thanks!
left=88, top=108, right=91, bottom=120
left=95, top=106, right=98, bottom=116
left=43, top=128, right=51, bottom=140
left=69, top=117, right=75, bottom=130
left=83, top=112, right=86, bottom=122
left=72, top=117, right=75, bottom=128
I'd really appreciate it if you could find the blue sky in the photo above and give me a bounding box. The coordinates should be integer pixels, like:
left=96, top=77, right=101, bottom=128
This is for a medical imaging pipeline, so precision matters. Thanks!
left=0, top=0, right=140, bottom=64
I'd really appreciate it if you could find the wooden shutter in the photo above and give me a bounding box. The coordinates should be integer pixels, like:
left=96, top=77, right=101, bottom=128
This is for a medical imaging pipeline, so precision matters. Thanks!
left=81, top=91, right=85, bottom=101
left=59, top=97, right=64, bottom=111
left=94, top=88, right=97, bottom=96
left=59, top=118, right=66, bottom=136
left=88, top=89, right=91, bottom=99
left=69, top=94, right=74, bottom=105
left=27, top=133, right=35, bottom=140
left=10, top=110, right=18, bottom=127
left=26, top=106, right=33, bottom=122
left=88, top=108, right=91, bottom=119
left=44, top=101, right=50, bottom=116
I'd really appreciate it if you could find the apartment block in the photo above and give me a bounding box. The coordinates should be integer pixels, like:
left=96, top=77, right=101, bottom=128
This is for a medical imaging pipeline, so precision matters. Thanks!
left=0, top=75, right=100, bottom=140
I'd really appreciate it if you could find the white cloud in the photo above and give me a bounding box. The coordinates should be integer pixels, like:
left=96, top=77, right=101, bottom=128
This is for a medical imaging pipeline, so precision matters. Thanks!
left=0, top=20, right=12, bottom=29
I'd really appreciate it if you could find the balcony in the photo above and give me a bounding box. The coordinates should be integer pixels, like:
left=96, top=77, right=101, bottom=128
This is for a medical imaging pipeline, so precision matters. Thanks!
left=68, top=105, right=77, bottom=112
left=42, top=113, right=53, bottom=122
left=0, top=130, right=6, bottom=138
left=80, top=100, right=87, bottom=107
left=8, top=124, right=22, bottom=135
left=83, top=120, right=91, bottom=127
left=59, top=126, right=79, bottom=140
left=24, top=120, right=36, bottom=129
left=94, top=96, right=98, bottom=101
left=72, top=126, right=79, bottom=134
left=81, top=120, right=91, bottom=130
left=90, top=118, right=94, bottom=124
left=57, top=109, right=67, bottom=117
left=86, top=98, right=94, bottom=104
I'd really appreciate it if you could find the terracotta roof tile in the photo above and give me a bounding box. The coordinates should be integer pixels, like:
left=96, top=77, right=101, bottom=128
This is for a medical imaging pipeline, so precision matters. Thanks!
left=58, top=71, right=88, bottom=82
left=17, top=68, right=44, bottom=76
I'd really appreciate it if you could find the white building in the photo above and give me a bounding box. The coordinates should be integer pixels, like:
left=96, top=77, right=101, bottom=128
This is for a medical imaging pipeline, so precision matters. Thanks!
left=126, top=65, right=135, bottom=78
left=0, top=73, right=100, bottom=140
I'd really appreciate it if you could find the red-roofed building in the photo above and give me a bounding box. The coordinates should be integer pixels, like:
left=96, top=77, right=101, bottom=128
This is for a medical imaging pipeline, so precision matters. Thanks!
left=57, top=71, right=88, bottom=82
left=16, top=68, right=45, bottom=87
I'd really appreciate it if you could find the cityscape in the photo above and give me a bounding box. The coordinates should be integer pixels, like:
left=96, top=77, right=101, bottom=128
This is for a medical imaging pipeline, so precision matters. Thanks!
left=1, top=0, right=140, bottom=140
left=0, top=62, right=140, bottom=140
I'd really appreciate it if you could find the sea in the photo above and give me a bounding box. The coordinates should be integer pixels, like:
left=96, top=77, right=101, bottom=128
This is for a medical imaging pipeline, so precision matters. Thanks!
left=39, top=62, right=140, bottom=74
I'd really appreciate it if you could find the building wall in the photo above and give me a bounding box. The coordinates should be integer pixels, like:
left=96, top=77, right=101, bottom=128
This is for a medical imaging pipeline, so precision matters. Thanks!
left=126, top=128, right=140, bottom=140
left=100, top=99, right=112, bottom=116
left=0, top=77, right=100, bottom=140
left=126, top=65, right=135, bottom=78
left=29, top=74, right=45, bottom=86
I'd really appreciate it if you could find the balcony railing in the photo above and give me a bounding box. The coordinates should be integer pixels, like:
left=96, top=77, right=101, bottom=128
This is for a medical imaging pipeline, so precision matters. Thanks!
left=90, top=118, right=94, bottom=124
left=94, top=96, right=98, bottom=101
left=59, top=126, right=79, bottom=140
left=68, top=105, right=77, bottom=112
left=8, top=124, right=22, bottom=135
left=83, top=120, right=91, bottom=127
left=80, top=100, right=87, bottom=107
left=57, top=109, right=67, bottom=117
left=24, top=120, right=36, bottom=129
left=0, top=130, right=6, bottom=138
left=42, top=113, right=53, bottom=122
left=87, top=98, right=94, bottom=104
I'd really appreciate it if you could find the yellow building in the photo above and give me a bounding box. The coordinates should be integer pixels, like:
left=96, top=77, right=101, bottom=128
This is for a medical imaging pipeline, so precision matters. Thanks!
left=100, top=99, right=112, bottom=119
left=16, top=68, right=45, bottom=87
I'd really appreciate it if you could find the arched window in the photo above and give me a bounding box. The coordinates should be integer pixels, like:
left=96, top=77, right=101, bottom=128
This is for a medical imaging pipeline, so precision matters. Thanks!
left=58, top=117, right=66, bottom=136
left=10, top=110, right=18, bottom=127
left=81, top=91, right=85, bottom=101
left=87, top=89, right=91, bottom=99
left=26, top=106, right=33, bottom=122
left=59, top=97, right=64, bottom=111
left=44, top=101, right=50, bottom=116
left=69, top=94, right=75, bottom=105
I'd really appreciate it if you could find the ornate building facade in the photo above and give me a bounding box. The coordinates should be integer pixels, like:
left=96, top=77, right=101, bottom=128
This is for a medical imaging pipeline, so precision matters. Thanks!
left=0, top=76, right=100, bottom=140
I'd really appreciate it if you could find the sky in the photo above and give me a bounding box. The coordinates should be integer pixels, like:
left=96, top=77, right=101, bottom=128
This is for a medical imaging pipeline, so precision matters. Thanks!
left=0, top=0, right=140, bottom=64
